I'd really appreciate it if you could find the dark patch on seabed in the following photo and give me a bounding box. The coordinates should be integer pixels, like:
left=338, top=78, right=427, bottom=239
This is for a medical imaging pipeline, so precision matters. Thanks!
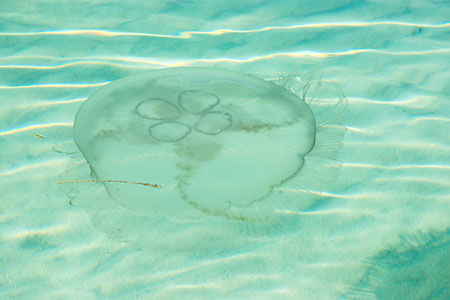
left=19, top=234, right=55, bottom=252
left=341, top=229, right=449, bottom=299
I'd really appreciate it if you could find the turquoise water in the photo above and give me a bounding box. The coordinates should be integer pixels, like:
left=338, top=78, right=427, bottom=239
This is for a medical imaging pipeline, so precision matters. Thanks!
left=1, top=1, right=449, bottom=298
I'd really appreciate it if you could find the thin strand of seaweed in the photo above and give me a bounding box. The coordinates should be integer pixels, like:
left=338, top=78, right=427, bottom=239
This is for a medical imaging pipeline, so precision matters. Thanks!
left=56, top=179, right=162, bottom=188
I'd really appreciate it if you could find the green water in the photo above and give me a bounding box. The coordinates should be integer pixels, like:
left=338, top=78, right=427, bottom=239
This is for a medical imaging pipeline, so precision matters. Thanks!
left=0, top=0, right=449, bottom=298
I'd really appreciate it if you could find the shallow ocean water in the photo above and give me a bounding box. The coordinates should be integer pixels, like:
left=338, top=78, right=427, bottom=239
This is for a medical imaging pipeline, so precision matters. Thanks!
left=0, top=0, right=449, bottom=298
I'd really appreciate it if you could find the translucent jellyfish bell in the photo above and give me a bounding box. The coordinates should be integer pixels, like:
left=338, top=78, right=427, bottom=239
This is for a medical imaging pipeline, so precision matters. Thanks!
left=73, top=67, right=317, bottom=221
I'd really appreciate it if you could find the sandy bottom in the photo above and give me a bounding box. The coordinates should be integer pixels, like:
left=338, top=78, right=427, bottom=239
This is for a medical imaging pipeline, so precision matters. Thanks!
left=0, top=1, right=449, bottom=298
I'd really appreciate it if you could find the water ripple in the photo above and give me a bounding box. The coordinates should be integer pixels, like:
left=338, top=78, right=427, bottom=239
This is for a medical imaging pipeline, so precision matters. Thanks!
left=0, top=48, right=448, bottom=71
left=0, top=123, right=73, bottom=136
left=0, top=82, right=109, bottom=89
left=0, top=21, right=448, bottom=38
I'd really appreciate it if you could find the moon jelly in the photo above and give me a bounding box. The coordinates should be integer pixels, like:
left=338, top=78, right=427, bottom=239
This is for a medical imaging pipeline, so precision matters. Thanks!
left=73, top=67, right=317, bottom=220
left=68, top=67, right=346, bottom=250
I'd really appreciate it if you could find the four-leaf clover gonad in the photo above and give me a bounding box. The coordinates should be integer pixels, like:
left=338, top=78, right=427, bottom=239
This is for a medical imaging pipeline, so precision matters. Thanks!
left=136, top=90, right=233, bottom=142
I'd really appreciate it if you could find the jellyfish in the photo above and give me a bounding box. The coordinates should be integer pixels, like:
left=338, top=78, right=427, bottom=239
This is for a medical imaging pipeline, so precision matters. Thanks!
left=63, top=67, right=347, bottom=251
